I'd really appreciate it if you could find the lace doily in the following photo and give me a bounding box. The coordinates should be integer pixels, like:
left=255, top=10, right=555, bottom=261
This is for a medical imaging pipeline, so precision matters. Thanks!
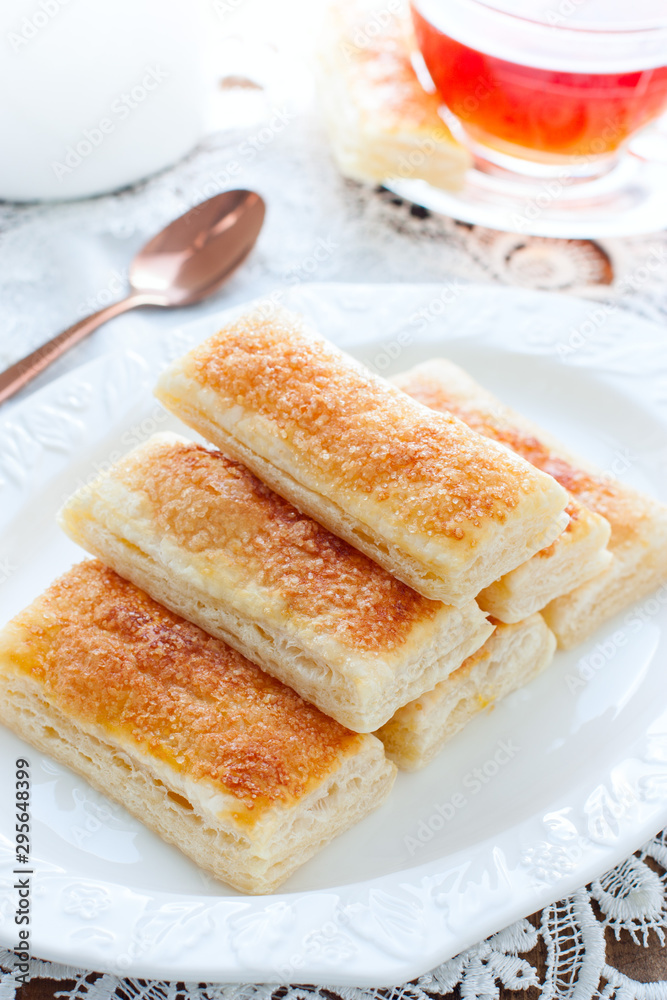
left=2, top=110, right=667, bottom=386
left=1, top=0, right=667, bottom=375
left=1, top=829, right=666, bottom=999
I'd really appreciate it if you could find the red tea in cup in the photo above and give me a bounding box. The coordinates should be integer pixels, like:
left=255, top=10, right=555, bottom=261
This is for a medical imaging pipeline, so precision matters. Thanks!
left=412, top=0, right=667, bottom=172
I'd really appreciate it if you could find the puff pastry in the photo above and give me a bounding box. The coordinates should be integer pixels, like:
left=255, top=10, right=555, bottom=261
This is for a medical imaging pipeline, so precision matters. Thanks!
left=154, top=308, right=570, bottom=607
left=394, top=360, right=613, bottom=623
left=543, top=480, right=667, bottom=648
left=0, top=561, right=396, bottom=894
left=316, top=0, right=470, bottom=189
left=394, top=358, right=667, bottom=647
left=375, top=614, right=556, bottom=770
left=59, top=434, right=493, bottom=732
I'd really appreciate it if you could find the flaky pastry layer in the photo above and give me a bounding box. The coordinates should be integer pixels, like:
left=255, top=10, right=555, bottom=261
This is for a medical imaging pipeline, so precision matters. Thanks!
left=0, top=561, right=395, bottom=892
left=154, top=307, right=569, bottom=606
left=376, top=614, right=556, bottom=769
left=58, top=434, right=493, bottom=732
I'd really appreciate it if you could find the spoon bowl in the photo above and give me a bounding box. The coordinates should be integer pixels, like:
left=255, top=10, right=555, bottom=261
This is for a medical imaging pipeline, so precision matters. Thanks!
left=0, top=189, right=266, bottom=405
left=130, top=189, right=266, bottom=306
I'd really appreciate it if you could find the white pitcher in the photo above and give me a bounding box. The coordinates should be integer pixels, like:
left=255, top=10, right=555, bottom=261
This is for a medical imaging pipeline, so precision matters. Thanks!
left=0, top=0, right=209, bottom=201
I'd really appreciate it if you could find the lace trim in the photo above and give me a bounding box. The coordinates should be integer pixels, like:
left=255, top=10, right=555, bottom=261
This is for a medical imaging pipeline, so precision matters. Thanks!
left=1, top=114, right=667, bottom=377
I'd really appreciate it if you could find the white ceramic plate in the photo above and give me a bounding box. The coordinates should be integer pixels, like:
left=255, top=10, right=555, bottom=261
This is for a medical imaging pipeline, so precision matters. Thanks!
left=1, top=283, right=667, bottom=986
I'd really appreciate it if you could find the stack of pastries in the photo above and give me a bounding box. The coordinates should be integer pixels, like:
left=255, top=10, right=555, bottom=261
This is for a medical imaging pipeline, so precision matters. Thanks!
left=1, top=306, right=666, bottom=893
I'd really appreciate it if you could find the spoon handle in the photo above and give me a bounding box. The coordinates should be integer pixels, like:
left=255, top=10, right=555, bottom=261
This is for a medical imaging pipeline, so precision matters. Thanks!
left=0, top=294, right=153, bottom=406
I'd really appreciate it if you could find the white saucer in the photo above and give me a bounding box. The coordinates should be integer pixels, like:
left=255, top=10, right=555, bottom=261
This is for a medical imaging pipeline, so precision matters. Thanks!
left=386, top=127, right=667, bottom=238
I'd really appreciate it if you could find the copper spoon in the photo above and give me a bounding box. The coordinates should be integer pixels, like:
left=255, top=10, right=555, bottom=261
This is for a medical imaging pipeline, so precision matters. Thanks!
left=0, top=189, right=266, bottom=405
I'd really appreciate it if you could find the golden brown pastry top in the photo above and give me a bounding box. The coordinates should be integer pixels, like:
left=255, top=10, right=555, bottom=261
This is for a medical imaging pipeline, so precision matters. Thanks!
left=184, top=313, right=561, bottom=543
left=124, top=440, right=439, bottom=651
left=3, top=561, right=362, bottom=818
left=396, top=366, right=655, bottom=544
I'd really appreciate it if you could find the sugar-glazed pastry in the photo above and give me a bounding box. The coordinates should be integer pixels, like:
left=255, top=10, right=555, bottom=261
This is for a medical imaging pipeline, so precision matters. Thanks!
left=58, top=434, right=493, bottom=732
left=394, top=357, right=667, bottom=647
left=154, top=307, right=570, bottom=608
left=393, top=359, right=612, bottom=623
left=316, top=0, right=471, bottom=189
left=0, top=561, right=396, bottom=894
left=375, top=614, right=555, bottom=770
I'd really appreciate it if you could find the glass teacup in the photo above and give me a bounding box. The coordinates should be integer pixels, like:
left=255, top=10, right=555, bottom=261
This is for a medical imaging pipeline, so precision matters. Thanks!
left=412, top=0, right=667, bottom=181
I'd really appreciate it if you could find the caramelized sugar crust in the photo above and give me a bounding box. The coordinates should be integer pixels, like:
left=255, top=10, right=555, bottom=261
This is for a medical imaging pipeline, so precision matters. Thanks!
left=401, top=373, right=650, bottom=538
left=5, top=561, right=361, bottom=812
left=125, top=441, right=439, bottom=651
left=188, top=316, right=545, bottom=539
